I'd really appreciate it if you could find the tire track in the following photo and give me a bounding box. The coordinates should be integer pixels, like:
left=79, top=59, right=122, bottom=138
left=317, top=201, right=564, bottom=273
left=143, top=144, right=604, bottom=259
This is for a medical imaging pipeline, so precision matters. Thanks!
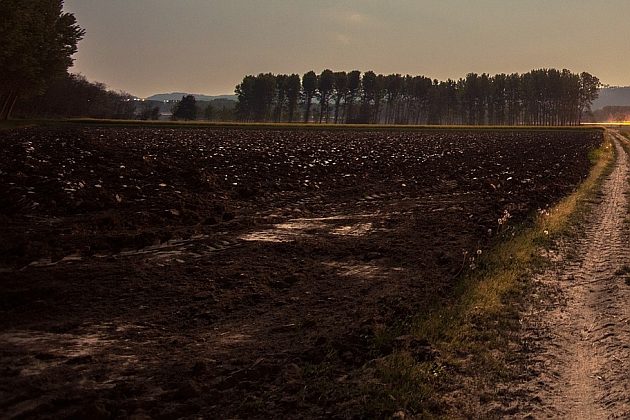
left=525, top=133, right=630, bottom=418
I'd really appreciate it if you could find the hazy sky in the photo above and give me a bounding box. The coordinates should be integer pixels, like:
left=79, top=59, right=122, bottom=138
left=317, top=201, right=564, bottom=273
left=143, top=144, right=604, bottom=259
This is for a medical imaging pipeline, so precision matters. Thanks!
left=63, top=0, right=630, bottom=98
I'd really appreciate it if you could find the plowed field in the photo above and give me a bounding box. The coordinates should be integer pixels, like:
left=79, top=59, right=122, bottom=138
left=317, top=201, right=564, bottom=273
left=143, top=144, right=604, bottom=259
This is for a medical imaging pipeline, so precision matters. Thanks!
left=0, top=127, right=602, bottom=418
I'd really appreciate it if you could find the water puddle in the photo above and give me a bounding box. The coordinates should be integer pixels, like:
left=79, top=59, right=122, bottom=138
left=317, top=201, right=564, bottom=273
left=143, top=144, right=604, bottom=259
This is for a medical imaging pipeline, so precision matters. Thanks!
left=241, top=214, right=378, bottom=243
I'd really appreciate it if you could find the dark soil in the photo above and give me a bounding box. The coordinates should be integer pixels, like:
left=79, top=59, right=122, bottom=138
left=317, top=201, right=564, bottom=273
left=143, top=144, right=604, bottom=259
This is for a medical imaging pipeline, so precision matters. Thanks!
left=0, top=127, right=601, bottom=418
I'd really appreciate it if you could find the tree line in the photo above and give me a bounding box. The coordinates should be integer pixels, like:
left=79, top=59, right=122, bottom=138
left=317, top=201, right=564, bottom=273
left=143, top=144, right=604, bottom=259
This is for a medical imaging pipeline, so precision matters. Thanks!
left=169, top=95, right=235, bottom=122
left=14, top=82, right=238, bottom=121
left=13, top=73, right=136, bottom=119
left=235, top=69, right=600, bottom=126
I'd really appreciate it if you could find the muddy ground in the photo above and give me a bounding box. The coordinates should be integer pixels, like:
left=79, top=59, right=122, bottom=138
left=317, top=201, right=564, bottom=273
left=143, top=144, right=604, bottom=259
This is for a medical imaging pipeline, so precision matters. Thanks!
left=0, top=127, right=602, bottom=418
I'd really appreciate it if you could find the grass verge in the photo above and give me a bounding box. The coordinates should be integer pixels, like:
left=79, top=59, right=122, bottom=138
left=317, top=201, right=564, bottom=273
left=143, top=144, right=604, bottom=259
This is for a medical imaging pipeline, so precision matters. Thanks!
left=617, top=132, right=630, bottom=234
left=357, top=130, right=615, bottom=417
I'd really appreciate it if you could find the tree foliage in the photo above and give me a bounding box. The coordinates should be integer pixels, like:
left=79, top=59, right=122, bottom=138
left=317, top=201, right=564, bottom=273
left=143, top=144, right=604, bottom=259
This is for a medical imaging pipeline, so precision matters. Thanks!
left=301, top=71, right=317, bottom=123
left=13, top=73, right=136, bottom=119
left=234, top=69, right=600, bottom=126
left=172, top=95, right=197, bottom=121
left=332, top=71, right=348, bottom=123
left=317, top=69, right=334, bottom=123
left=139, top=102, right=161, bottom=121
left=285, top=74, right=301, bottom=123
left=203, top=103, right=215, bottom=121
left=0, top=0, right=85, bottom=120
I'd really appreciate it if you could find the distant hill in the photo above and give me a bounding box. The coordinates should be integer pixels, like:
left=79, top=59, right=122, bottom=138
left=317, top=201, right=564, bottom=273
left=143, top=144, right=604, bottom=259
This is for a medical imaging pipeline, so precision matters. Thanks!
left=142, top=88, right=630, bottom=112
left=146, top=92, right=237, bottom=102
left=592, top=87, right=630, bottom=110
left=134, top=98, right=236, bottom=114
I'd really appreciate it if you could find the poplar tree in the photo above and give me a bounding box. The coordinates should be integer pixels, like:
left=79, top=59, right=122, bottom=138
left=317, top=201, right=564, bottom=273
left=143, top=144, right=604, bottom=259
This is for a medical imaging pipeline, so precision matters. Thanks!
left=302, top=71, right=317, bottom=123
left=332, top=71, right=348, bottom=124
left=317, top=69, right=334, bottom=123
left=285, top=74, right=301, bottom=123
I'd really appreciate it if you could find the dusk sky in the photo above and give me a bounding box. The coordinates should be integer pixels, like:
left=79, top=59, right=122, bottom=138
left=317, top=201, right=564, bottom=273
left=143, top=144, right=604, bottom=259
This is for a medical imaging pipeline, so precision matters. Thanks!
left=63, top=0, right=630, bottom=98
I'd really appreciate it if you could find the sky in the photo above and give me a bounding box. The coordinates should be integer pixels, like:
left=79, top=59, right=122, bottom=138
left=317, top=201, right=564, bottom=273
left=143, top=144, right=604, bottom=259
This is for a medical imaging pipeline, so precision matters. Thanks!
left=63, top=0, right=630, bottom=98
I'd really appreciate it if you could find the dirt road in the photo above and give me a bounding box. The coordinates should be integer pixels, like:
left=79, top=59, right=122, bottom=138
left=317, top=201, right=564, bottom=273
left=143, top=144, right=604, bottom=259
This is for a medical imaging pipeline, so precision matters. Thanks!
left=522, top=131, right=630, bottom=418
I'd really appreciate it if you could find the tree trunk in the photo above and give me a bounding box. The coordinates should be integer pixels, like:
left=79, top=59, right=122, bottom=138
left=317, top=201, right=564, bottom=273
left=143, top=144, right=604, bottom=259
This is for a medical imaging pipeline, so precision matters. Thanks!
left=6, top=93, right=18, bottom=120
left=1, top=90, right=19, bottom=121
left=319, top=94, right=326, bottom=124
left=303, top=97, right=312, bottom=123
left=288, top=103, right=295, bottom=123
left=0, top=92, right=6, bottom=117
left=345, top=93, right=354, bottom=123
left=0, top=90, right=14, bottom=121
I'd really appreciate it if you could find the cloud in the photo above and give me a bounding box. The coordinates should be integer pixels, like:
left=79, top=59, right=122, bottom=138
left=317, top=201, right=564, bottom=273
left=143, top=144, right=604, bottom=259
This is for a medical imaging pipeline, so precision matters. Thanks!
left=335, top=33, right=351, bottom=45
left=326, top=9, right=375, bottom=27
left=346, top=13, right=367, bottom=24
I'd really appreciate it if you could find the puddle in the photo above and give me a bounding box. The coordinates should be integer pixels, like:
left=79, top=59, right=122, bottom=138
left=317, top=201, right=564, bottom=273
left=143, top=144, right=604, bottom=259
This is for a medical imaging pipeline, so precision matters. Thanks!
left=332, top=222, right=373, bottom=236
left=324, top=261, right=394, bottom=279
left=241, top=215, right=378, bottom=243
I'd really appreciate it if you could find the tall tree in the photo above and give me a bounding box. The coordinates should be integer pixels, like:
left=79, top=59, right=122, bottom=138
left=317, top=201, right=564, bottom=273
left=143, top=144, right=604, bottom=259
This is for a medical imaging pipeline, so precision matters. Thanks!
left=373, top=74, right=386, bottom=123
left=462, top=73, right=480, bottom=125
left=383, top=74, right=402, bottom=124
left=477, top=73, right=490, bottom=125
left=578, top=72, right=600, bottom=124
left=235, top=75, right=256, bottom=121
left=317, top=69, right=334, bottom=123
left=358, top=71, right=377, bottom=123
left=273, top=74, right=287, bottom=122
left=0, top=0, right=85, bottom=120
left=410, top=76, right=432, bottom=124
left=285, top=74, right=301, bottom=123
left=332, top=71, right=348, bottom=124
left=505, top=73, right=521, bottom=125
left=252, top=73, right=276, bottom=121
left=344, top=70, right=361, bottom=123
left=560, top=69, right=580, bottom=125
left=302, top=71, right=317, bottom=123
left=173, top=95, right=197, bottom=120
left=491, top=74, right=507, bottom=125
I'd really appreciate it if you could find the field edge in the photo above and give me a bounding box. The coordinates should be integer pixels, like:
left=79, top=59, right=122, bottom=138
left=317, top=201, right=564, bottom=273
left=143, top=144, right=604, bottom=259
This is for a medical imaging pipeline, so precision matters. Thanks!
left=353, top=130, right=615, bottom=417
left=1, top=118, right=607, bottom=132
